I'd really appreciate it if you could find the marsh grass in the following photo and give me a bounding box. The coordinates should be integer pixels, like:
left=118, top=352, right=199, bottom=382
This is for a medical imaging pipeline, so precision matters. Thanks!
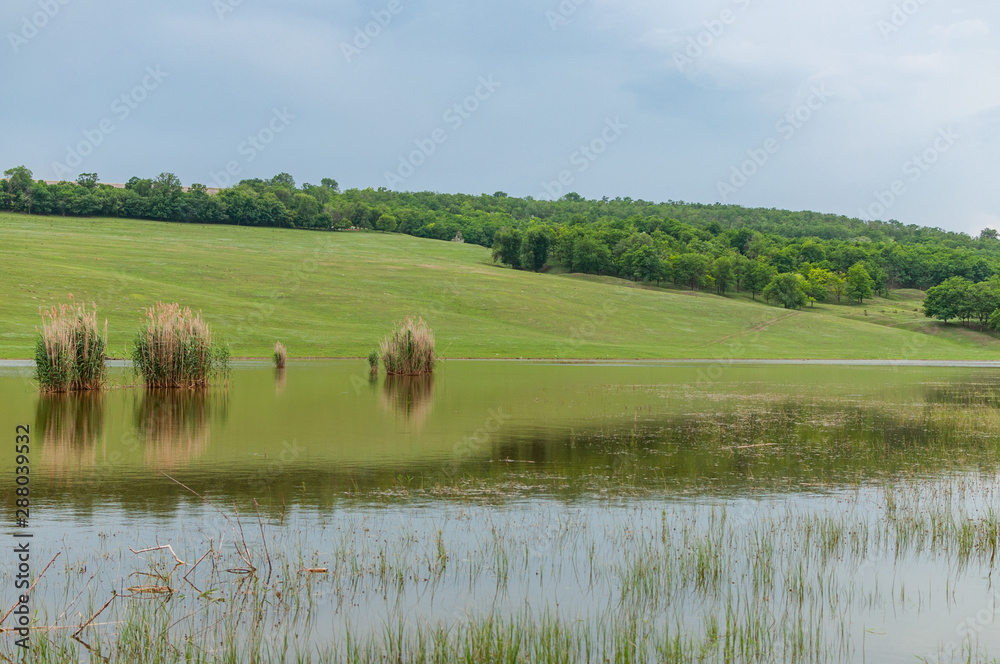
left=131, top=303, right=230, bottom=388
left=274, top=342, right=287, bottom=369
left=34, top=303, right=107, bottom=392
left=10, top=479, right=1000, bottom=663
left=378, top=317, right=434, bottom=375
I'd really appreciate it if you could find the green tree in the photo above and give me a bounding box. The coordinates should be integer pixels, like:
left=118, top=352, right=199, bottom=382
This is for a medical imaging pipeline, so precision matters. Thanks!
left=571, top=235, right=611, bottom=274
left=376, top=213, right=398, bottom=233
left=519, top=226, right=552, bottom=271
left=804, top=267, right=833, bottom=306
left=763, top=273, right=808, bottom=309
left=743, top=261, right=776, bottom=300
left=672, top=253, right=711, bottom=290
left=710, top=255, right=736, bottom=294
left=924, top=276, right=974, bottom=324
left=846, top=263, right=875, bottom=303
left=3, top=165, right=33, bottom=209
left=828, top=272, right=847, bottom=303
left=76, top=173, right=99, bottom=191
left=491, top=227, right=523, bottom=269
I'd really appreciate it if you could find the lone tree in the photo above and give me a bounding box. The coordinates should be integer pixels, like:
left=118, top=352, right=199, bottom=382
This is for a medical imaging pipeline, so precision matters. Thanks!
left=846, top=263, right=875, bottom=303
left=763, top=273, right=808, bottom=309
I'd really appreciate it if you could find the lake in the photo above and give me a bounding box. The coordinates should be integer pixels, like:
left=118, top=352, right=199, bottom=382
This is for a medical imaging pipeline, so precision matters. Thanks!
left=2, top=360, right=1000, bottom=663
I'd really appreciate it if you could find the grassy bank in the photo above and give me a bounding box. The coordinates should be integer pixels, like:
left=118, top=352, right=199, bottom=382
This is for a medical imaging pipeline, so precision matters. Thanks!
left=3, top=212, right=1000, bottom=360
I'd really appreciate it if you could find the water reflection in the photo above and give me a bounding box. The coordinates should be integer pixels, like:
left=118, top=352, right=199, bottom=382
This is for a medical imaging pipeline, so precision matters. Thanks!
left=380, top=374, right=434, bottom=427
left=135, top=389, right=228, bottom=470
left=275, top=367, right=287, bottom=396
left=36, top=392, right=106, bottom=475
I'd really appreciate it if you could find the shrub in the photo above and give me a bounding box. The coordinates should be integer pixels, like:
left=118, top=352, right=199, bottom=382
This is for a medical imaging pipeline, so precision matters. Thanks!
left=34, top=303, right=107, bottom=392
left=378, top=317, right=435, bottom=375
left=131, top=302, right=230, bottom=388
left=274, top=342, right=287, bottom=369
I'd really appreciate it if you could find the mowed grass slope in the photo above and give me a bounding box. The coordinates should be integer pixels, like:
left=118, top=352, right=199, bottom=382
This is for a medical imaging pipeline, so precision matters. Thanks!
left=2, top=212, right=1000, bottom=360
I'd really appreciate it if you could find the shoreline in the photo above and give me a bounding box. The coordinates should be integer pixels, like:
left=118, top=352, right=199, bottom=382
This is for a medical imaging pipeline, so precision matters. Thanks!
left=5, top=358, right=1000, bottom=368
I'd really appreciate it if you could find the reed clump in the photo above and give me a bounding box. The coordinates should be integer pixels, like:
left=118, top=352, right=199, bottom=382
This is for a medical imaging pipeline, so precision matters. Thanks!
left=34, top=303, right=108, bottom=392
left=273, top=342, right=287, bottom=369
left=130, top=302, right=230, bottom=388
left=368, top=349, right=379, bottom=376
left=378, top=317, right=435, bottom=375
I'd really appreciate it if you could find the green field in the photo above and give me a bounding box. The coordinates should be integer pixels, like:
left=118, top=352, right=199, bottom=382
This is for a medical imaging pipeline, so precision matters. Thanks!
left=2, top=212, right=1000, bottom=360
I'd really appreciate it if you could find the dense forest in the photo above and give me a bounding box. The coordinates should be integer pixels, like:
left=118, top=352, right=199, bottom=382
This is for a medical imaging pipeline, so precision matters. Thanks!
left=4, top=165, right=1000, bottom=318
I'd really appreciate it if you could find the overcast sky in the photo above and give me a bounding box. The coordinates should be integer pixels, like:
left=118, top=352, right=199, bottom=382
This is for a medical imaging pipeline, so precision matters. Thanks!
left=1, top=0, right=997, bottom=234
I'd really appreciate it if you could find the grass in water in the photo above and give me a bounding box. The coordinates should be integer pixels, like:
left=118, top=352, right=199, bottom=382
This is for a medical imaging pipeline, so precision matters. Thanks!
left=378, top=317, right=435, bottom=375
left=130, top=302, right=230, bottom=388
left=273, top=342, right=287, bottom=369
left=33, top=302, right=107, bottom=392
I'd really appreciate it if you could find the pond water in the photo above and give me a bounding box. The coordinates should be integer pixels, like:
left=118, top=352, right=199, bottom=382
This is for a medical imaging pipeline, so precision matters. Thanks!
left=2, top=361, right=1000, bottom=662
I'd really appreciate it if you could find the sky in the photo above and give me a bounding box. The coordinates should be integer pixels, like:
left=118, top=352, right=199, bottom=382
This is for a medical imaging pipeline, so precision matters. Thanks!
left=1, top=0, right=998, bottom=235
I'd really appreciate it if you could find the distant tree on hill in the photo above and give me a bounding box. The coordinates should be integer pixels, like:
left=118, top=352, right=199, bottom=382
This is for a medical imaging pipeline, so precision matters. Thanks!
left=376, top=213, right=398, bottom=233
left=744, top=261, right=776, bottom=300
left=492, top=227, right=522, bottom=269
left=846, top=263, right=875, bottom=303
left=763, top=273, right=807, bottom=309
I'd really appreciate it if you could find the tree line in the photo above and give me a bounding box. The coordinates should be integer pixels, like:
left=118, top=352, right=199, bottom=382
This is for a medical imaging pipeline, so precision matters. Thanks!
left=4, top=165, right=1000, bottom=315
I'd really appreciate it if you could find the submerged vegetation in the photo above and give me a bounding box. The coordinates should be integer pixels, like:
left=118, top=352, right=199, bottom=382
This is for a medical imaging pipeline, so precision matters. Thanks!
left=5, top=477, right=1000, bottom=663
left=377, top=317, right=435, bottom=375
left=131, top=302, right=230, bottom=388
left=33, top=302, right=107, bottom=392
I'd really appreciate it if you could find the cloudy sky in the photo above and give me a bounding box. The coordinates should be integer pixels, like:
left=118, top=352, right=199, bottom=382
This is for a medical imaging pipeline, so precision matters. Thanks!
left=2, top=0, right=997, bottom=234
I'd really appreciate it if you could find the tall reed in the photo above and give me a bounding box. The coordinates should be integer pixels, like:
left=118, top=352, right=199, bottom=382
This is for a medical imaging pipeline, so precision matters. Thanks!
left=130, top=302, right=230, bottom=388
left=378, top=317, right=435, bottom=375
left=34, top=303, right=107, bottom=392
left=273, top=342, right=287, bottom=369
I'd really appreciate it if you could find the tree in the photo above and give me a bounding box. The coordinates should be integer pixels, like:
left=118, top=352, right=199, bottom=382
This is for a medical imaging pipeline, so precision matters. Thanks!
left=763, top=273, right=808, bottom=309
left=571, top=235, right=611, bottom=274
left=828, top=272, right=847, bottom=303
left=376, top=213, right=398, bottom=233
left=744, top=261, right=776, bottom=300
left=519, top=226, right=552, bottom=271
left=924, top=276, right=974, bottom=324
left=3, top=165, right=33, bottom=208
left=710, top=255, right=736, bottom=294
left=672, top=253, right=711, bottom=290
left=634, top=246, right=665, bottom=284
left=804, top=267, right=833, bottom=306
left=491, top=227, right=522, bottom=269
left=846, top=263, right=874, bottom=303
left=76, top=173, right=99, bottom=191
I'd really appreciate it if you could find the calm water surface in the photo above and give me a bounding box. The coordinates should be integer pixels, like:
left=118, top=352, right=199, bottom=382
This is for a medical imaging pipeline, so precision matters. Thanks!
left=2, top=361, right=1000, bottom=662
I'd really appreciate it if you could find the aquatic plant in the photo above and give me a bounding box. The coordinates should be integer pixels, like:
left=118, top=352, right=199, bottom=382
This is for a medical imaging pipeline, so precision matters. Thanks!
left=367, top=349, right=379, bottom=375
left=377, top=317, right=435, bottom=375
left=130, top=302, right=229, bottom=388
left=34, top=303, right=107, bottom=392
left=273, top=342, right=287, bottom=369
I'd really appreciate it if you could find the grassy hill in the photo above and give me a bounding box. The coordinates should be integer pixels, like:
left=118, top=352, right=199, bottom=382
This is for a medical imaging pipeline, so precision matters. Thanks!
left=2, top=212, right=1000, bottom=360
